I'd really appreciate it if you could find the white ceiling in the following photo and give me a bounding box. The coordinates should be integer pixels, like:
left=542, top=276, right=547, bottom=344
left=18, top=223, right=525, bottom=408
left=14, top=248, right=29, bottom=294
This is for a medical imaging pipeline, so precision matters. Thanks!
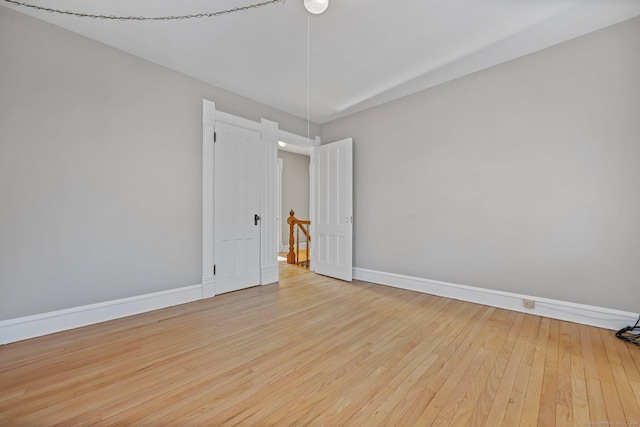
left=5, top=0, right=640, bottom=124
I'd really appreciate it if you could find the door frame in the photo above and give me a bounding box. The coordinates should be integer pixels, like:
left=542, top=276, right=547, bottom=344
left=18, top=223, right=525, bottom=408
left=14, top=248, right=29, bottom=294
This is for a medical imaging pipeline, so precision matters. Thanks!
left=277, top=157, right=283, bottom=253
left=202, top=99, right=319, bottom=298
left=277, top=131, right=320, bottom=254
left=202, top=100, right=279, bottom=298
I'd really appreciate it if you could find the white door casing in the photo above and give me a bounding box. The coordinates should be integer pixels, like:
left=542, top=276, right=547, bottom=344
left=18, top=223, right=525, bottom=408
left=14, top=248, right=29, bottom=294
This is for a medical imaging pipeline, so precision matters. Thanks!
left=311, top=138, right=353, bottom=281
left=202, top=100, right=216, bottom=298
left=202, top=100, right=279, bottom=298
left=259, top=119, right=280, bottom=285
left=277, top=158, right=283, bottom=252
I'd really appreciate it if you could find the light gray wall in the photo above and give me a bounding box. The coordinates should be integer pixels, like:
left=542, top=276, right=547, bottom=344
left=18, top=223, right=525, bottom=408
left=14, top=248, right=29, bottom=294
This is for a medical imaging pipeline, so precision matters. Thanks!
left=278, top=150, right=310, bottom=247
left=0, top=5, right=318, bottom=320
left=321, top=16, right=640, bottom=313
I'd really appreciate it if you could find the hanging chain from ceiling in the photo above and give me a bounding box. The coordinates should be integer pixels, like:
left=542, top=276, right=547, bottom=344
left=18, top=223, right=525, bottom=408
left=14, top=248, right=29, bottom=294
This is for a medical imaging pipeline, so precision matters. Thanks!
left=3, top=0, right=285, bottom=21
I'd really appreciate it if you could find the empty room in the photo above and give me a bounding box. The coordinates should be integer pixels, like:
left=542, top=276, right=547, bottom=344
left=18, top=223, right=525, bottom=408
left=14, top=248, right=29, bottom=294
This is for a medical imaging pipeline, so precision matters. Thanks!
left=1, top=0, right=640, bottom=425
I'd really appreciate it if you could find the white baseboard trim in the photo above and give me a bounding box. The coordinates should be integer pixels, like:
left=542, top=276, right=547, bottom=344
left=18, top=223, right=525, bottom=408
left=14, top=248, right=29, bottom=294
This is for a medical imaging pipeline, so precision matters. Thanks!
left=202, top=276, right=216, bottom=299
left=0, top=284, right=203, bottom=345
left=353, top=267, right=638, bottom=331
left=261, top=266, right=279, bottom=285
left=5, top=268, right=634, bottom=345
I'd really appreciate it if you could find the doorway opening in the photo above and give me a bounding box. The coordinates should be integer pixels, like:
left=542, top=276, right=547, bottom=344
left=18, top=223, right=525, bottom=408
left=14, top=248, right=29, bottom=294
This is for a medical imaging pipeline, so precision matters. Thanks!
left=277, top=144, right=310, bottom=253
left=202, top=100, right=352, bottom=299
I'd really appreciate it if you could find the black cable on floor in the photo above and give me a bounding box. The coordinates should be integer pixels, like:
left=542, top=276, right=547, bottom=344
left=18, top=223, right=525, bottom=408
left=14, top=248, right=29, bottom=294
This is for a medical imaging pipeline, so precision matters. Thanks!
left=616, top=315, right=640, bottom=347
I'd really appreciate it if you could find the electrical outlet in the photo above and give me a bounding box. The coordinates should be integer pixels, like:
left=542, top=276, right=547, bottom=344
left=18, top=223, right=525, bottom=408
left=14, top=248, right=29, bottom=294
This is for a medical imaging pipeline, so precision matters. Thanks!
left=523, top=299, right=535, bottom=309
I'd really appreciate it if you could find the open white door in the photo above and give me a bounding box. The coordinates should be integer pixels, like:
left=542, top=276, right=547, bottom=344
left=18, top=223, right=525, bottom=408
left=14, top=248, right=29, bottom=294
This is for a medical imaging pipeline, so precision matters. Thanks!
left=215, top=122, right=261, bottom=294
left=311, top=138, right=353, bottom=281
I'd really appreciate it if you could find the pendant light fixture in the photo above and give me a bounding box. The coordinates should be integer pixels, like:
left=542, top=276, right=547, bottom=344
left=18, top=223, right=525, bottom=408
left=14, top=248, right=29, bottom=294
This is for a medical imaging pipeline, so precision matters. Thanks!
left=304, top=0, right=328, bottom=14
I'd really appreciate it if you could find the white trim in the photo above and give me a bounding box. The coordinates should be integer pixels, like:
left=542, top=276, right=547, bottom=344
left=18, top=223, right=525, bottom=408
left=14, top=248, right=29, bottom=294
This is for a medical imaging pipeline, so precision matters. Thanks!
left=277, top=158, right=283, bottom=256
left=309, top=146, right=315, bottom=272
left=353, top=267, right=638, bottom=331
left=202, top=277, right=216, bottom=299
left=277, top=131, right=319, bottom=156
left=278, top=129, right=318, bottom=148
left=260, top=119, right=279, bottom=285
left=261, top=265, right=279, bottom=285
left=202, top=99, right=216, bottom=297
left=203, top=101, right=283, bottom=295
left=0, top=285, right=203, bottom=345
left=216, top=110, right=262, bottom=131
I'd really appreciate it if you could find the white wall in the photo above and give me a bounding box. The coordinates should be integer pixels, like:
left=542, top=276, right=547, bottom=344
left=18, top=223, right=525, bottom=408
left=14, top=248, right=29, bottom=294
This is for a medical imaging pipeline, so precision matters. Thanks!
left=278, top=150, right=310, bottom=247
left=0, top=5, right=318, bottom=321
left=320, top=16, right=640, bottom=313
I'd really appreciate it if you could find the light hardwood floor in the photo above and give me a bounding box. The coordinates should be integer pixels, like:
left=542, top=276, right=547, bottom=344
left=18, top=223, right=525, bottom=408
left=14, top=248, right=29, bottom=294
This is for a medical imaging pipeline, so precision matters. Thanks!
left=1, top=262, right=639, bottom=426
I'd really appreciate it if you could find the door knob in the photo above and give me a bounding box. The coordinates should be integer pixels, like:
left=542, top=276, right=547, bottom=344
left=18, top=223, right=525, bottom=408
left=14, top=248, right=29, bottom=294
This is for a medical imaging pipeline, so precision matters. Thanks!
left=254, top=214, right=261, bottom=225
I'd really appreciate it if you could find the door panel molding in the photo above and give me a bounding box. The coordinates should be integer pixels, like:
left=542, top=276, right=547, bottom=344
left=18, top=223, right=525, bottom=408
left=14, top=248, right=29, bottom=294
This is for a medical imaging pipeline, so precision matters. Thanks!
left=312, top=138, right=353, bottom=281
left=215, top=122, right=262, bottom=294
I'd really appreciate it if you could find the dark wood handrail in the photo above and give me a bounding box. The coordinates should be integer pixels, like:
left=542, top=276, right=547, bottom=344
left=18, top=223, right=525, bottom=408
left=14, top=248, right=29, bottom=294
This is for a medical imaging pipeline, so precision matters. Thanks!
left=287, top=209, right=310, bottom=267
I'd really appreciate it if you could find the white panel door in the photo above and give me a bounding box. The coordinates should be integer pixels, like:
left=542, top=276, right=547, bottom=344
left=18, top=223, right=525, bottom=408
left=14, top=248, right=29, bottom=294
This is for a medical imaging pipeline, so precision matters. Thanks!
left=215, top=123, right=261, bottom=294
left=312, top=138, right=353, bottom=281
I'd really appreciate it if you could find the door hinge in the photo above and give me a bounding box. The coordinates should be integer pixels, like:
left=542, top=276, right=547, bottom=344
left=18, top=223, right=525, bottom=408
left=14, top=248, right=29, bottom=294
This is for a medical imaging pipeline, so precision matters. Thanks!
left=214, top=264, right=216, bottom=275
left=214, top=131, right=217, bottom=143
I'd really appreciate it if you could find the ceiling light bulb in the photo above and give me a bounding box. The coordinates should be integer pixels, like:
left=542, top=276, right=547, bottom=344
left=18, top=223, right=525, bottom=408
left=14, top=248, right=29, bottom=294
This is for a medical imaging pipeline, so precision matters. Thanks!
left=304, top=0, right=328, bottom=14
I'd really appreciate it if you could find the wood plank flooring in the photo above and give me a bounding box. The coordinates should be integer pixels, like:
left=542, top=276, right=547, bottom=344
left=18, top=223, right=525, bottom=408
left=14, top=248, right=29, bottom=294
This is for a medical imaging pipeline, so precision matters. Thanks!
left=1, top=262, right=639, bottom=426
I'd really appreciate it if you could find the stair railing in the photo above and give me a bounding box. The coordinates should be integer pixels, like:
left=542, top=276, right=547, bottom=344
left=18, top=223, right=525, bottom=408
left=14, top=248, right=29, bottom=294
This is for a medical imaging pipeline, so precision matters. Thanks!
left=287, top=209, right=311, bottom=267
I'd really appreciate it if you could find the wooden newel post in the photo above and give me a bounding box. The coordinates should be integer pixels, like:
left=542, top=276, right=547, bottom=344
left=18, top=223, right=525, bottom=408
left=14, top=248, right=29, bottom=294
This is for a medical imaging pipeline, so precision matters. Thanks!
left=287, top=210, right=296, bottom=264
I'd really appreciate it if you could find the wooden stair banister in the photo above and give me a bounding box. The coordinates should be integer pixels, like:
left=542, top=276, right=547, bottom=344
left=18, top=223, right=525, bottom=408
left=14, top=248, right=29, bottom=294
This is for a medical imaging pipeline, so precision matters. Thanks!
left=287, top=209, right=311, bottom=267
